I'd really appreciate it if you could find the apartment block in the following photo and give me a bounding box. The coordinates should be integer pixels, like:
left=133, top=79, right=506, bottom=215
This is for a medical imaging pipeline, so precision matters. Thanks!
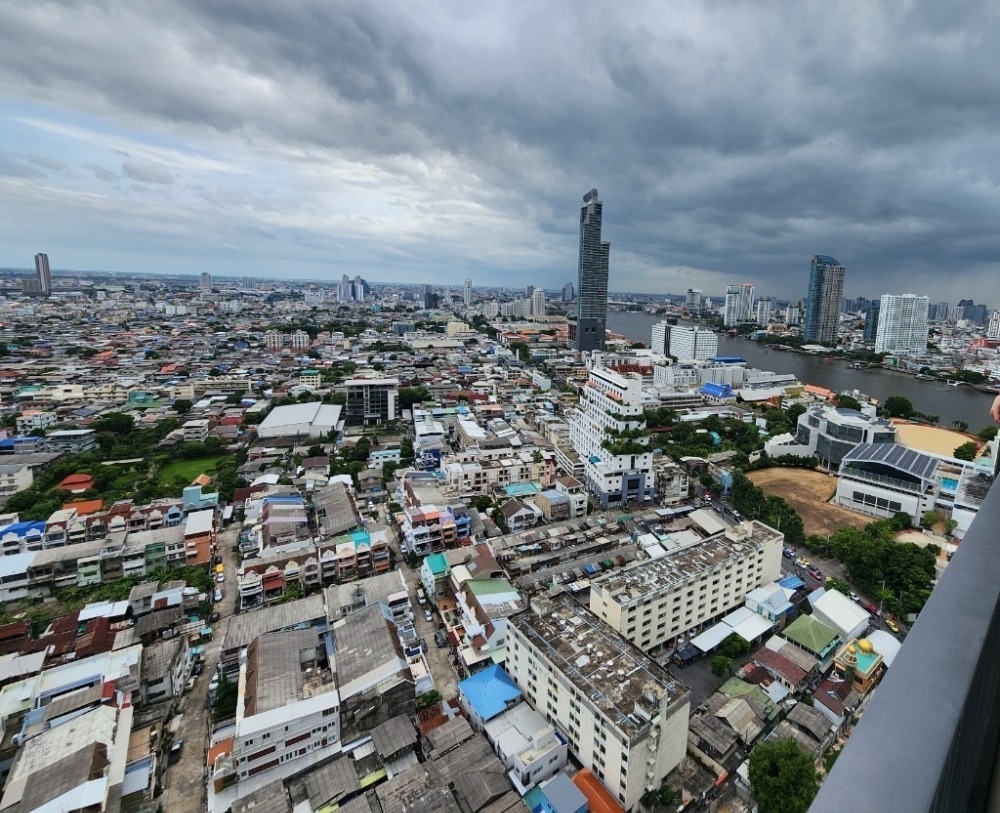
left=569, top=367, right=654, bottom=509
left=506, top=594, right=691, bottom=811
left=589, top=520, right=784, bottom=653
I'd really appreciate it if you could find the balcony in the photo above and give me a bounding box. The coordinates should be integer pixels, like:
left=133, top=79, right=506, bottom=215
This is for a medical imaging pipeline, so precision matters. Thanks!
left=811, top=472, right=1000, bottom=813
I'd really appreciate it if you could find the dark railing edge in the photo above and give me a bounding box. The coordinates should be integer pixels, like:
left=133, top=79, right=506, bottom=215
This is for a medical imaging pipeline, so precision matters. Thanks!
left=811, top=472, right=1000, bottom=813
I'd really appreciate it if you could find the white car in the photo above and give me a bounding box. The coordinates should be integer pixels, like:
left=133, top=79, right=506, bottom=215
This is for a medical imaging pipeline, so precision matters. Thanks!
left=424, top=610, right=433, bottom=623
left=215, top=573, right=225, bottom=583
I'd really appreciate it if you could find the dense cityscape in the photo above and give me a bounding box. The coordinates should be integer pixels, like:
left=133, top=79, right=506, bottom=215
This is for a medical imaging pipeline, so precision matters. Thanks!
left=0, top=183, right=995, bottom=813
left=4, top=3, right=1000, bottom=813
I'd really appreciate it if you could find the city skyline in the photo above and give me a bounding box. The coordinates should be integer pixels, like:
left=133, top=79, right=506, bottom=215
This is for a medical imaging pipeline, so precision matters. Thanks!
left=1, top=4, right=999, bottom=300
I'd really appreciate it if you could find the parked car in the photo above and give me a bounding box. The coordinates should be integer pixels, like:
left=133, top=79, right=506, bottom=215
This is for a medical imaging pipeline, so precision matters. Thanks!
left=424, top=610, right=433, bottom=623
left=216, top=573, right=226, bottom=583
left=193, top=662, right=204, bottom=676
left=169, top=740, right=184, bottom=764
left=885, top=618, right=900, bottom=633
left=782, top=547, right=794, bottom=559
left=849, top=592, right=860, bottom=603
left=866, top=602, right=880, bottom=617
left=434, top=630, right=447, bottom=648
left=209, top=612, right=220, bottom=623
left=185, top=677, right=197, bottom=692
left=213, top=589, right=223, bottom=602
left=807, top=566, right=822, bottom=580
left=419, top=638, right=427, bottom=654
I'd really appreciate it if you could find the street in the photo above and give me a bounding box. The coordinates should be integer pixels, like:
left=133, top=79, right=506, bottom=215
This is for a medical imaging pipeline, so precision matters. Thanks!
left=162, top=523, right=240, bottom=813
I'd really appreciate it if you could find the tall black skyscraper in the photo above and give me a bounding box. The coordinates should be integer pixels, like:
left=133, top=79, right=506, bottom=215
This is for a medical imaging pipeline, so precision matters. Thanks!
left=573, top=188, right=610, bottom=352
left=34, top=253, right=52, bottom=297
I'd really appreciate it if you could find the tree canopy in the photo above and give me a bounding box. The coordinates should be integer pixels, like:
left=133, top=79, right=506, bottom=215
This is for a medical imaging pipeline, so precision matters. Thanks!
left=882, top=395, right=914, bottom=418
left=953, top=441, right=978, bottom=461
left=748, top=739, right=819, bottom=813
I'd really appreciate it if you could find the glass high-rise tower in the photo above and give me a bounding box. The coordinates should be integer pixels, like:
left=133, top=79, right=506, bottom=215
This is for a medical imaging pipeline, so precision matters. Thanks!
left=804, top=255, right=846, bottom=345
left=34, top=253, right=51, bottom=297
left=573, top=188, right=610, bottom=352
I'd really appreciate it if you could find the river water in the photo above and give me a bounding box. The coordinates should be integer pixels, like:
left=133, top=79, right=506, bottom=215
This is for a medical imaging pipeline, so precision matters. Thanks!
left=606, top=311, right=994, bottom=431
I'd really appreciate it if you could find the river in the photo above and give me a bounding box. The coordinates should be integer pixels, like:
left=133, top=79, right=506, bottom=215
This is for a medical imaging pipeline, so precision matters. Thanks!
left=606, top=311, right=994, bottom=431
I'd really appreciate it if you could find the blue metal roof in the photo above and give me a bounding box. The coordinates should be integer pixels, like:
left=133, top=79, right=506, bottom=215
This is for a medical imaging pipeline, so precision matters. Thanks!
left=779, top=574, right=806, bottom=590
left=708, top=356, right=746, bottom=364
left=458, top=664, right=521, bottom=722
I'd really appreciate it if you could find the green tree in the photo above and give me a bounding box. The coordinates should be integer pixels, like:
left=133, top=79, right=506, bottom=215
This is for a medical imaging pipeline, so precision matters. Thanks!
left=710, top=655, right=733, bottom=677
left=978, top=425, right=998, bottom=442
left=954, top=441, right=978, bottom=461
left=91, top=412, right=135, bottom=434
left=748, top=739, right=819, bottom=813
left=836, top=394, right=863, bottom=411
left=921, top=510, right=941, bottom=529
left=882, top=395, right=914, bottom=419
left=172, top=399, right=193, bottom=415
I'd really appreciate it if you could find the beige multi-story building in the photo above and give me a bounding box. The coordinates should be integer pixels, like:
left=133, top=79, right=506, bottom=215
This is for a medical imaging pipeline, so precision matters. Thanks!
left=507, top=593, right=690, bottom=811
left=589, top=520, right=783, bottom=654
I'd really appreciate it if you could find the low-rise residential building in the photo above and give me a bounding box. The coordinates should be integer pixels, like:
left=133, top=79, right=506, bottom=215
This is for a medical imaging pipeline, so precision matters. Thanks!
left=653, top=457, right=689, bottom=504
left=506, top=593, right=691, bottom=811
left=484, top=700, right=569, bottom=794
left=0, top=465, right=31, bottom=497
left=140, top=636, right=192, bottom=705
left=397, top=471, right=472, bottom=556
left=344, top=377, right=399, bottom=426
left=45, top=429, right=97, bottom=454
left=13, top=411, right=55, bottom=436
left=212, top=629, right=340, bottom=796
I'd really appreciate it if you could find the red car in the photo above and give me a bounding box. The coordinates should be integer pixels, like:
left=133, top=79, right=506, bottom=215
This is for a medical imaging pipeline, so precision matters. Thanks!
left=865, top=602, right=880, bottom=617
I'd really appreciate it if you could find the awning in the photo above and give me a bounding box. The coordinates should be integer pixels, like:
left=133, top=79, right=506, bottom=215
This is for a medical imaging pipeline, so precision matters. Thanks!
left=690, top=623, right=732, bottom=653
left=731, top=614, right=775, bottom=642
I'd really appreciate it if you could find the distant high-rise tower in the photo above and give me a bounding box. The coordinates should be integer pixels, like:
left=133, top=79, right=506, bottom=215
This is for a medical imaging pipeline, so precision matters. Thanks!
left=685, top=289, right=703, bottom=313
left=573, top=188, right=610, bottom=352
left=526, top=285, right=535, bottom=299
left=723, top=283, right=754, bottom=327
left=199, top=272, right=212, bottom=292
left=464, top=278, right=472, bottom=307
left=755, top=298, right=773, bottom=327
left=34, top=253, right=51, bottom=297
left=240, top=276, right=255, bottom=291
left=532, top=289, right=546, bottom=317
left=863, top=300, right=881, bottom=343
left=804, top=255, right=846, bottom=344
left=562, top=282, right=575, bottom=302
left=875, top=294, right=930, bottom=355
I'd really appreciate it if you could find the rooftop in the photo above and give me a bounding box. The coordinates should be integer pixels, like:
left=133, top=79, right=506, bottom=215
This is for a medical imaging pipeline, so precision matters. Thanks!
left=591, top=521, right=782, bottom=605
left=511, top=593, right=689, bottom=735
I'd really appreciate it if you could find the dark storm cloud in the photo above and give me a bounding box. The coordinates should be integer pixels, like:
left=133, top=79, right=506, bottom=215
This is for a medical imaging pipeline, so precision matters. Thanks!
left=0, top=1, right=998, bottom=301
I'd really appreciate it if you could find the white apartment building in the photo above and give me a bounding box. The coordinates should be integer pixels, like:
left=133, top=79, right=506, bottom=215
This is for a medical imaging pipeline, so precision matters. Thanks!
left=263, top=330, right=284, bottom=351
left=0, top=464, right=32, bottom=497
left=667, top=326, right=719, bottom=362
left=506, top=594, right=691, bottom=811
left=723, top=283, right=754, bottom=327
left=289, top=330, right=312, bottom=351
left=875, top=294, right=930, bottom=355
left=988, top=310, right=1000, bottom=339
left=569, top=367, right=654, bottom=509
left=650, top=321, right=670, bottom=356
left=223, top=629, right=340, bottom=785
left=484, top=702, right=569, bottom=793
left=14, top=410, right=56, bottom=435
left=588, top=520, right=783, bottom=653
left=182, top=419, right=211, bottom=441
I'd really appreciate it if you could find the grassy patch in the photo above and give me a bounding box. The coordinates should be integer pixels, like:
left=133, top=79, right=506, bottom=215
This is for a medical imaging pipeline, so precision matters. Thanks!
left=157, top=456, right=225, bottom=486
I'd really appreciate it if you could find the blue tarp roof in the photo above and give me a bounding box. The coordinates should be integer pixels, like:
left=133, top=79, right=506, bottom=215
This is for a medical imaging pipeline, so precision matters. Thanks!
left=778, top=574, right=806, bottom=590
left=699, top=382, right=734, bottom=397
left=457, top=664, right=521, bottom=722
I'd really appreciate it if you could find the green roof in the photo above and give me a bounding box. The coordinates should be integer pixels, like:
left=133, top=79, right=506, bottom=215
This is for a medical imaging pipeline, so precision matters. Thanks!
left=783, top=614, right=839, bottom=655
left=426, top=552, right=449, bottom=575
left=467, top=578, right=516, bottom=596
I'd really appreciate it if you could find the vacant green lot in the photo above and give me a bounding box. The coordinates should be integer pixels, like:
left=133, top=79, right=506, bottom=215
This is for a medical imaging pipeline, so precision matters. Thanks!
left=158, top=456, right=225, bottom=486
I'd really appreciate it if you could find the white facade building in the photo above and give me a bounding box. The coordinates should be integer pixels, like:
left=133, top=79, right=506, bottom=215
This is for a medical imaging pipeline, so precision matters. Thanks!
left=723, top=283, right=754, bottom=326
left=650, top=321, right=670, bottom=356
left=988, top=310, right=1000, bottom=339
left=875, top=294, right=930, bottom=355
left=506, top=594, right=691, bottom=811
left=569, top=367, right=654, bottom=508
left=589, top=520, right=784, bottom=653
left=834, top=442, right=940, bottom=523
left=668, top=326, right=719, bottom=361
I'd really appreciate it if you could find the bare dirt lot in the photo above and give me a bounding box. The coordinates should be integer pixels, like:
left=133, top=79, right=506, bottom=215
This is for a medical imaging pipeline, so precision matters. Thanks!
left=747, top=468, right=870, bottom=537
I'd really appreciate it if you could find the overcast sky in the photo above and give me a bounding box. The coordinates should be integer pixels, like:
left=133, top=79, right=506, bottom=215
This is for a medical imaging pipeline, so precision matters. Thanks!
left=1, top=1, right=998, bottom=304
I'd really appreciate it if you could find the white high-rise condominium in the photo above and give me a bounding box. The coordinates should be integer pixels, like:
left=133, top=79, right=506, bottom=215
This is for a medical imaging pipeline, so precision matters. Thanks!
left=651, top=321, right=671, bottom=356
left=531, top=288, right=545, bottom=316
left=875, top=294, right=930, bottom=355
left=988, top=310, right=1000, bottom=339
left=463, top=278, right=472, bottom=307
left=685, top=288, right=703, bottom=312
left=755, top=298, right=773, bottom=327
left=668, top=326, right=719, bottom=361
